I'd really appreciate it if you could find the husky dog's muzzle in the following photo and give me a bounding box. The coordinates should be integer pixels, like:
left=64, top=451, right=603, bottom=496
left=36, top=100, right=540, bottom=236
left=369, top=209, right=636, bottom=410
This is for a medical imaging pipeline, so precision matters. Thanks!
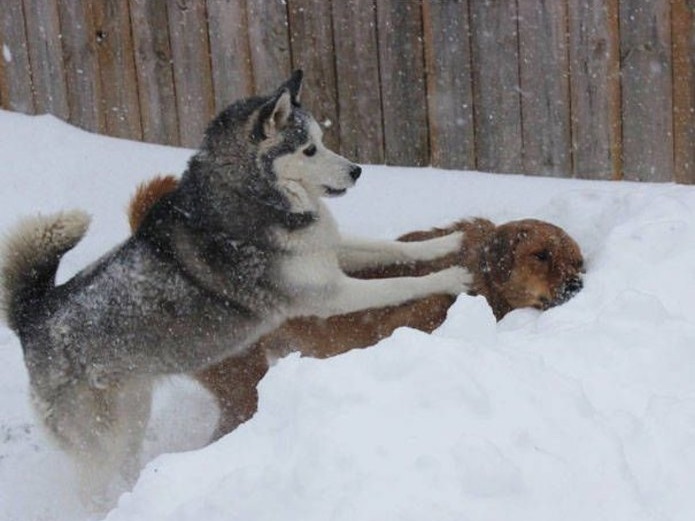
left=323, top=164, right=362, bottom=197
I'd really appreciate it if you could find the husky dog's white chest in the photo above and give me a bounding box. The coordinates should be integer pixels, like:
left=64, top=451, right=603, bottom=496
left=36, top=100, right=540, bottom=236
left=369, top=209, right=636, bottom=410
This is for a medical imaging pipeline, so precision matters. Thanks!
left=273, top=202, right=343, bottom=307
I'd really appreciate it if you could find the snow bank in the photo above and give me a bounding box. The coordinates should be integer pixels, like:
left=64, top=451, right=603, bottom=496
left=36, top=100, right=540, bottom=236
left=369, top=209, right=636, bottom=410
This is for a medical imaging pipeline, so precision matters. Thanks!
left=1, top=110, right=695, bottom=520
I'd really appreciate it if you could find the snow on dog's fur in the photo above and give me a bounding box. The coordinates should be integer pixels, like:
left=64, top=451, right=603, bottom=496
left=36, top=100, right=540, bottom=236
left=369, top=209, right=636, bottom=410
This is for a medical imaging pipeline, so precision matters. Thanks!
left=0, top=71, right=470, bottom=507
left=130, top=176, right=585, bottom=440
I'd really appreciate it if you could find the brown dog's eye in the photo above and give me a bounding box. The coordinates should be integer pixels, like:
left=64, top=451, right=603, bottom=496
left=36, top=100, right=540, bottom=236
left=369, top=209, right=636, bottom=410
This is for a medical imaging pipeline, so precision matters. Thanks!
left=534, top=249, right=550, bottom=262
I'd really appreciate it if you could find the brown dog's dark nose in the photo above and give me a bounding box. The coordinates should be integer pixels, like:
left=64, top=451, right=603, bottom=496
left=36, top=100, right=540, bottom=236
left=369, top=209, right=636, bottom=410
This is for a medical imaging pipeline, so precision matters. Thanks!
left=558, top=277, right=583, bottom=305
left=566, top=277, right=583, bottom=294
left=350, top=165, right=362, bottom=181
left=553, top=276, right=584, bottom=307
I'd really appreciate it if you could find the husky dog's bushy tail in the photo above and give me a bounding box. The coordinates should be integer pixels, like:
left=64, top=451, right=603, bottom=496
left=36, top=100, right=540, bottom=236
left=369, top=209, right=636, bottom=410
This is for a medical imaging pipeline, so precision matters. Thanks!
left=0, top=210, right=90, bottom=332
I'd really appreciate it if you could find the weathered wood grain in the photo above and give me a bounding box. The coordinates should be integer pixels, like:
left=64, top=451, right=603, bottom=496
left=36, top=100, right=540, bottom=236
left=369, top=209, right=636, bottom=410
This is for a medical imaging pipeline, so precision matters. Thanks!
left=0, top=0, right=35, bottom=113
left=376, top=0, right=429, bottom=166
left=129, top=0, right=179, bottom=145
left=22, top=0, right=69, bottom=119
left=469, top=0, right=523, bottom=173
left=288, top=0, right=340, bottom=151
left=517, top=0, right=571, bottom=176
left=167, top=0, right=215, bottom=148
left=567, top=0, right=621, bottom=180
left=246, top=0, right=291, bottom=95
left=92, top=0, right=142, bottom=140
left=206, top=0, right=254, bottom=111
left=422, top=0, right=475, bottom=170
left=672, top=0, right=695, bottom=184
left=58, top=0, right=103, bottom=133
left=332, top=0, right=384, bottom=164
left=619, top=0, right=673, bottom=182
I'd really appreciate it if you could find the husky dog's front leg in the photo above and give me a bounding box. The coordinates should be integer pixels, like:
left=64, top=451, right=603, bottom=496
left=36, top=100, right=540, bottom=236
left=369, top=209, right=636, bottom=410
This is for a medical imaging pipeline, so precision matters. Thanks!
left=312, top=266, right=472, bottom=318
left=338, top=232, right=463, bottom=272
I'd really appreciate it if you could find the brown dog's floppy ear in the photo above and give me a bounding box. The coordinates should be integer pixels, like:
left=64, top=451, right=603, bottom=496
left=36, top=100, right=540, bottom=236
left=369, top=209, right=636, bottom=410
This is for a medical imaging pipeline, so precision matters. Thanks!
left=485, top=226, right=525, bottom=283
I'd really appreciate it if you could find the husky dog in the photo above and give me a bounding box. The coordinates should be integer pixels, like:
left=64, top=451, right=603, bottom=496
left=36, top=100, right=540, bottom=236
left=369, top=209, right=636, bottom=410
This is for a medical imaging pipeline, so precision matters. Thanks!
left=0, top=71, right=470, bottom=504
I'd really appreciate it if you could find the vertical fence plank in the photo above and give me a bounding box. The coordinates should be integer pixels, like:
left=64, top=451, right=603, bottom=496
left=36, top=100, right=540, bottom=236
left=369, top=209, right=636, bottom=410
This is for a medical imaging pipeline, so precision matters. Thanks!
left=0, top=0, right=35, bottom=113
left=129, top=0, right=179, bottom=146
left=246, top=1, right=291, bottom=94
left=672, top=0, right=695, bottom=184
left=567, top=0, right=621, bottom=180
left=206, top=0, right=254, bottom=111
left=167, top=0, right=215, bottom=148
left=422, top=0, right=475, bottom=170
left=92, top=0, right=142, bottom=140
left=517, top=0, right=571, bottom=176
left=619, top=0, right=673, bottom=182
left=377, top=0, right=428, bottom=166
left=58, top=0, right=103, bottom=133
left=332, top=0, right=384, bottom=164
left=22, top=0, right=69, bottom=119
left=469, top=0, right=523, bottom=173
left=288, top=0, right=340, bottom=151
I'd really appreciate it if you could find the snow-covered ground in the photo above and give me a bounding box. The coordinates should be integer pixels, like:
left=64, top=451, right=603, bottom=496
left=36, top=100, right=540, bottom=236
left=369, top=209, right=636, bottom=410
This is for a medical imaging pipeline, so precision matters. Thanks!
left=1, top=109, right=695, bottom=520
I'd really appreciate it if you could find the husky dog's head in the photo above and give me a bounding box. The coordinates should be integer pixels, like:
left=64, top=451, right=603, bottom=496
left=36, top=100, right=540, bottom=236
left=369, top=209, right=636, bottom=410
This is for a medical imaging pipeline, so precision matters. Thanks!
left=258, top=71, right=362, bottom=200
left=194, top=71, right=361, bottom=225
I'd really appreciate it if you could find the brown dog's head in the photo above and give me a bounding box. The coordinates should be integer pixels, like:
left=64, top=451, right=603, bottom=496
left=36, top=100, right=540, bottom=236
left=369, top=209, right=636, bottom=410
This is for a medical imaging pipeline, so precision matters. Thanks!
left=477, top=219, right=584, bottom=318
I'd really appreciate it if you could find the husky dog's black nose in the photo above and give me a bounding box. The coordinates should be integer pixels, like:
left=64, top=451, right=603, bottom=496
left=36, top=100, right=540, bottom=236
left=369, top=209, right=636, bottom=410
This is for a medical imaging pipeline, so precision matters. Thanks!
left=350, top=166, right=362, bottom=181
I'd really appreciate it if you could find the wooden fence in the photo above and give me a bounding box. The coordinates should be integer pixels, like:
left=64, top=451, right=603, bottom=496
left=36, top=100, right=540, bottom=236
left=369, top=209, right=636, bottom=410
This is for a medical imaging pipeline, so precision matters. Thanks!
left=1, top=0, right=694, bottom=183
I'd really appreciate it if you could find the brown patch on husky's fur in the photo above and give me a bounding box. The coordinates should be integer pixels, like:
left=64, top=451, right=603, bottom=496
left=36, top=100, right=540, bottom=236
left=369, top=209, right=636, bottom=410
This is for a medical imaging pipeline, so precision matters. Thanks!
left=129, top=176, right=585, bottom=440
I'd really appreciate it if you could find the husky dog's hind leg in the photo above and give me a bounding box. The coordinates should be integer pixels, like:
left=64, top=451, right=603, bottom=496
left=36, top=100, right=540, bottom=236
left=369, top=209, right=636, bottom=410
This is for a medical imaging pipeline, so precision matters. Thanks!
left=33, top=377, right=153, bottom=507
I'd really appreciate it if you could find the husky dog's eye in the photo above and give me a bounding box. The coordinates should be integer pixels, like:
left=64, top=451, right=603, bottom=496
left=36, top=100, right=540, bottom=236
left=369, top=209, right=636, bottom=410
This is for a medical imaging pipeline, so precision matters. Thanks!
left=303, top=145, right=317, bottom=157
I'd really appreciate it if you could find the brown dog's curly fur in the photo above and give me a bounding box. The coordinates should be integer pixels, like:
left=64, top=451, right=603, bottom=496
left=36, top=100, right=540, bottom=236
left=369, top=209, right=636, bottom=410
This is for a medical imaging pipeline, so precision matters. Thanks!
left=129, top=176, right=585, bottom=439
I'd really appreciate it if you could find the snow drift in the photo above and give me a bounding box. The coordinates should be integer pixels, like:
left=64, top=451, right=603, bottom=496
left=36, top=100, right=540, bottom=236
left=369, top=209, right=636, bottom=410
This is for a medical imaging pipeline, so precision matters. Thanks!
left=1, top=110, right=695, bottom=520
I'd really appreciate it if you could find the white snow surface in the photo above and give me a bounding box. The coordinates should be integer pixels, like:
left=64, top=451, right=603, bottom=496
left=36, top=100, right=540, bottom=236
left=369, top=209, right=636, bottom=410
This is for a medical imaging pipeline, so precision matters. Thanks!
left=1, top=110, right=695, bottom=520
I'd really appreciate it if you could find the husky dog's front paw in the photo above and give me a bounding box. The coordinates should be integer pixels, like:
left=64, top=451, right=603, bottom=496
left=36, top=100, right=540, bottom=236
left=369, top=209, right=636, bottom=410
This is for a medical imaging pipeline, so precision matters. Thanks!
left=433, top=265, right=473, bottom=295
left=417, top=231, right=464, bottom=260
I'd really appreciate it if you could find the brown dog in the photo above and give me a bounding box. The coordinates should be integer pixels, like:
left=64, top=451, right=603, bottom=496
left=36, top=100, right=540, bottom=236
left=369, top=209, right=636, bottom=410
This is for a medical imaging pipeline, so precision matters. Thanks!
left=129, top=176, right=584, bottom=439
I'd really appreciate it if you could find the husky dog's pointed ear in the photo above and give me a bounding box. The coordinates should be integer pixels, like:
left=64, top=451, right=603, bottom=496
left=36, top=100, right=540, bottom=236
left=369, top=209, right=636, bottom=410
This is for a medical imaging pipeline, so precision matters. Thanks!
left=260, top=88, right=293, bottom=138
left=281, top=69, right=303, bottom=105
